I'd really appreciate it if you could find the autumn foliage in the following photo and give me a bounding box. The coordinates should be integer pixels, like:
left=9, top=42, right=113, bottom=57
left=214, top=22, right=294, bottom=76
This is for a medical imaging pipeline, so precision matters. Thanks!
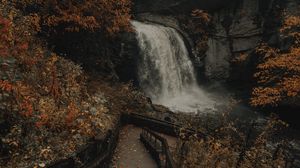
left=251, top=13, right=300, bottom=107
left=175, top=113, right=289, bottom=168
left=178, top=9, right=212, bottom=62
left=13, top=0, right=132, bottom=35
left=0, top=1, right=133, bottom=166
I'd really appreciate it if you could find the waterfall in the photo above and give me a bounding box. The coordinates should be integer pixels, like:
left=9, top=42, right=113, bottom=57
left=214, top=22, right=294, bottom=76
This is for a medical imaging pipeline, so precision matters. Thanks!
left=131, top=20, right=215, bottom=113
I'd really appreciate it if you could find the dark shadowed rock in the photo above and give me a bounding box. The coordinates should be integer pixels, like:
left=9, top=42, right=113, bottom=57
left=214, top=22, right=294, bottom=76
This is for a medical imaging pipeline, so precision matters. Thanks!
left=133, top=0, right=237, bottom=14
left=115, top=32, right=140, bottom=84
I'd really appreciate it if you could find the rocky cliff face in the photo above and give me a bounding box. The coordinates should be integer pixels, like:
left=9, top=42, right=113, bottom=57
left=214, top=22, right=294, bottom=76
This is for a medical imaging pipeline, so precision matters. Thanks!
left=119, top=0, right=299, bottom=88
left=206, top=0, right=300, bottom=85
left=205, top=0, right=268, bottom=82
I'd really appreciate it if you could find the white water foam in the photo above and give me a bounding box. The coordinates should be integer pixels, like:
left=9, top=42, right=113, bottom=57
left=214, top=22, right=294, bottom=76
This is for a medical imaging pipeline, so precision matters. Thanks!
left=132, top=20, right=217, bottom=113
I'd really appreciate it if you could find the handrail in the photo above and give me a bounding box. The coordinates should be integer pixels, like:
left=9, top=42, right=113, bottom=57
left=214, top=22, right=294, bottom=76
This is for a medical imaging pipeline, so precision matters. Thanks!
left=141, top=128, right=177, bottom=168
left=47, top=113, right=207, bottom=168
left=47, top=118, right=122, bottom=168
left=125, top=113, right=207, bottom=139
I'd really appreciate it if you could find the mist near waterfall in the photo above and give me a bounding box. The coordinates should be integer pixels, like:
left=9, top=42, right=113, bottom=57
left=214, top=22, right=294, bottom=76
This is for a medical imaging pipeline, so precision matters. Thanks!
left=132, top=20, right=218, bottom=113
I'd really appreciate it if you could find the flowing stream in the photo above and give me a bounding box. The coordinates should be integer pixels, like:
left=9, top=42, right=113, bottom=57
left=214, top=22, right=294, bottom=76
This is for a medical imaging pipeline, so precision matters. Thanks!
left=131, top=20, right=216, bottom=113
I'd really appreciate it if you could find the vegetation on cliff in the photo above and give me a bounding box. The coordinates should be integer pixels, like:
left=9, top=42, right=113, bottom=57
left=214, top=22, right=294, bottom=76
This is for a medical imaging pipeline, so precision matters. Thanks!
left=0, top=0, right=140, bottom=167
left=177, top=9, right=212, bottom=63
left=12, top=0, right=132, bottom=34
left=251, top=13, right=300, bottom=107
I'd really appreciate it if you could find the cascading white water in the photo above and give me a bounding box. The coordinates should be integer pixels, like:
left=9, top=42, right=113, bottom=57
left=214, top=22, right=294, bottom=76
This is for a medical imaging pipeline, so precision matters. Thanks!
left=132, top=20, right=216, bottom=113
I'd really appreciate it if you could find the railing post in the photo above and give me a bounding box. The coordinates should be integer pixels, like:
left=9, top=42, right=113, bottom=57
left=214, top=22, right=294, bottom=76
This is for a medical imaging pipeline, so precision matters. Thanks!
left=140, top=128, right=176, bottom=168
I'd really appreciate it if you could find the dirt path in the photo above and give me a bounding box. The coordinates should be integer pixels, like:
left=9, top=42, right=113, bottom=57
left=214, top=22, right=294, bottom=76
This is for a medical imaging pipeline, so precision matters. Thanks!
left=112, top=125, right=158, bottom=168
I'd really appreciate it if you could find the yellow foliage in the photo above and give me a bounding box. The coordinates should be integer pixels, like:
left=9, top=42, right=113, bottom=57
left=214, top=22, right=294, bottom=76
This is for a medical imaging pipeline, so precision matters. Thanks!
left=251, top=12, right=300, bottom=107
left=280, top=15, right=300, bottom=32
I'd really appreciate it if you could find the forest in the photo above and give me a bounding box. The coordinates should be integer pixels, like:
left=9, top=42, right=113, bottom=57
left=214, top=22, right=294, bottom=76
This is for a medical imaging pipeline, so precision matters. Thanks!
left=0, top=0, right=299, bottom=167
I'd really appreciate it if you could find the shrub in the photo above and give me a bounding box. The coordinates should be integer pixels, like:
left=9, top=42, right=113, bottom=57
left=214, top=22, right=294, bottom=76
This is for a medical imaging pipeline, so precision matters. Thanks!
left=175, top=114, right=289, bottom=168
left=13, top=0, right=132, bottom=35
left=251, top=14, right=300, bottom=107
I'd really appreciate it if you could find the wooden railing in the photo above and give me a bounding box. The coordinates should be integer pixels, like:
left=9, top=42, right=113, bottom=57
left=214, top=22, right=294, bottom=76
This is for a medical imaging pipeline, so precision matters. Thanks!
left=140, top=128, right=177, bottom=168
left=47, top=113, right=203, bottom=168
left=47, top=119, right=122, bottom=168
left=122, top=113, right=207, bottom=139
